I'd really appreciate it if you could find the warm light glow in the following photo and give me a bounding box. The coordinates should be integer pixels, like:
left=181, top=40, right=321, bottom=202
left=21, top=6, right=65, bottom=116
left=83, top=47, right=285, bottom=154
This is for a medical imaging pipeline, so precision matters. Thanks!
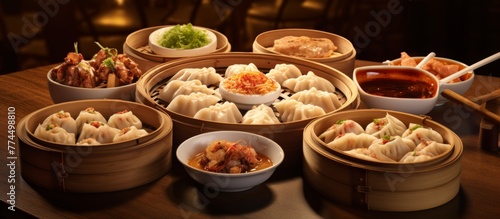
left=116, top=0, right=124, bottom=6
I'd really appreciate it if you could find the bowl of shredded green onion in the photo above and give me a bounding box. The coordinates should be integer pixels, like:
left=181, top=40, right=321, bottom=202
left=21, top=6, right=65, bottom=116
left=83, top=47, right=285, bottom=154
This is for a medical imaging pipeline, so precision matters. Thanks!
left=149, top=24, right=217, bottom=57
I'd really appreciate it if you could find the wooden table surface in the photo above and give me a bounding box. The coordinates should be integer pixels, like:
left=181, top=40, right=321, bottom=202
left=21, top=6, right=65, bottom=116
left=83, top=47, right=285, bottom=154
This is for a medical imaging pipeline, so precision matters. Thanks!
left=1, top=60, right=499, bottom=219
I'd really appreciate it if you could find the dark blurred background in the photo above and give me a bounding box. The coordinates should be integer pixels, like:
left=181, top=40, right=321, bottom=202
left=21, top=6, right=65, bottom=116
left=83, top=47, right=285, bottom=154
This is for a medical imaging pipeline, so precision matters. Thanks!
left=1, top=0, right=499, bottom=76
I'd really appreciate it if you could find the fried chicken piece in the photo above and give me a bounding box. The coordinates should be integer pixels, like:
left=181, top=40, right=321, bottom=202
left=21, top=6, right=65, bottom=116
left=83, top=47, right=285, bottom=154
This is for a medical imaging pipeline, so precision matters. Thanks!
left=273, top=36, right=337, bottom=58
left=400, top=52, right=417, bottom=67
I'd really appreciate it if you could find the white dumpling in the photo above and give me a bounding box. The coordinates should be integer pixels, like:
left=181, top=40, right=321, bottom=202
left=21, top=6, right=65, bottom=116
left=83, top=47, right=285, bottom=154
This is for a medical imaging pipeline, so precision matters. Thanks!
left=344, top=148, right=388, bottom=162
left=113, top=126, right=149, bottom=143
left=399, top=152, right=433, bottom=163
left=242, top=104, right=280, bottom=124
left=367, top=136, right=416, bottom=162
left=42, top=110, right=77, bottom=134
left=225, top=63, right=259, bottom=78
left=319, top=119, right=365, bottom=143
left=159, top=80, right=219, bottom=102
left=167, top=92, right=221, bottom=117
left=400, top=141, right=451, bottom=162
left=34, top=123, right=76, bottom=144
left=108, top=110, right=142, bottom=130
left=290, top=87, right=342, bottom=112
left=326, top=133, right=377, bottom=151
left=75, top=107, right=107, bottom=134
left=78, top=121, right=120, bottom=144
left=365, top=113, right=406, bottom=138
left=273, top=99, right=325, bottom=122
left=193, top=102, right=243, bottom=123
left=402, top=124, right=444, bottom=145
left=282, top=71, right=335, bottom=92
left=414, top=141, right=451, bottom=157
left=76, top=138, right=101, bottom=145
left=266, top=64, right=302, bottom=85
left=170, top=67, right=223, bottom=85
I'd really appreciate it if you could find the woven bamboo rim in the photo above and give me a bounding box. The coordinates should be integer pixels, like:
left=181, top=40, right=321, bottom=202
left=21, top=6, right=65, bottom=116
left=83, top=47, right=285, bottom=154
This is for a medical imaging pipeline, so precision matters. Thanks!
left=252, top=29, right=356, bottom=77
left=17, top=100, right=173, bottom=193
left=24, top=99, right=169, bottom=152
left=302, top=109, right=463, bottom=211
left=307, top=109, right=456, bottom=167
left=124, top=25, right=230, bottom=63
left=253, top=28, right=354, bottom=62
left=17, top=117, right=173, bottom=193
left=135, top=52, right=360, bottom=168
left=19, top=115, right=172, bottom=174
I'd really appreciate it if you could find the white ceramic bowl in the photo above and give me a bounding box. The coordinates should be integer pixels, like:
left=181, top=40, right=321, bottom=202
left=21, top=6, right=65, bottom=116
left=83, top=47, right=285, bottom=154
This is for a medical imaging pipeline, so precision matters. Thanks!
left=218, top=76, right=281, bottom=110
left=148, top=25, right=217, bottom=57
left=47, top=72, right=136, bottom=103
left=388, top=56, right=474, bottom=105
left=176, top=130, right=285, bottom=192
left=353, top=66, right=440, bottom=115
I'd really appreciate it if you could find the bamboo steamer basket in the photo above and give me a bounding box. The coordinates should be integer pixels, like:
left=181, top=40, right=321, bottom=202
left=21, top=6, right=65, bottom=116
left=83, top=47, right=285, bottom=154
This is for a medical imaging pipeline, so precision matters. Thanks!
left=253, top=28, right=356, bottom=78
left=124, top=25, right=231, bottom=73
left=17, top=100, right=173, bottom=193
left=302, top=109, right=463, bottom=211
left=135, top=52, right=360, bottom=169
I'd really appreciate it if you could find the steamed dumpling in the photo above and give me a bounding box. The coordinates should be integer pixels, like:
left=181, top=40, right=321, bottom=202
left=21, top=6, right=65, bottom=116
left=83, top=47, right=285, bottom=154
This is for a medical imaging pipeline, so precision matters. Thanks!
left=266, top=64, right=302, bottom=85
left=193, top=102, right=243, bottom=123
left=242, top=104, right=280, bottom=124
left=159, top=80, right=219, bottom=102
left=402, top=124, right=444, bottom=145
left=34, top=123, right=76, bottom=144
left=273, top=99, right=325, bottom=122
left=225, top=63, right=259, bottom=78
left=367, top=136, right=417, bottom=162
left=75, top=107, right=107, bottom=134
left=167, top=92, right=221, bottom=117
left=78, top=121, right=120, bottom=144
left=290, top=87, right=342, bottom=112
left=42, top=110, right=77, bottom=134
left=413, top=141, right=451, bottom=157
left=400, top=141, right=451, bottom=162
left=282, top=71, right=335, bottom=92
left=170, top=67, right=223, bottom=85
left=365, top=113, right=406, bottom=138
left=345, top=148, right=388, bottom=162
left=113, top=126, right=149, bottom=143
left=399, top=153, right=433, bottom=163
left=108, top=110, right=142, bottom=130
left=319, top=119, right=365, bottom=143
left=326, top=133, right=377, bottom=151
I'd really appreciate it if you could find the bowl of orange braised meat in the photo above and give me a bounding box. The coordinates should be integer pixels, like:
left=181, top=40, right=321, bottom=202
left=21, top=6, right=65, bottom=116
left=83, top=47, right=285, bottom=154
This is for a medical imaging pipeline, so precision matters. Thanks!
left=47, top=43, right=143, bottom=103
left=176, top=130, right=285, bottom=192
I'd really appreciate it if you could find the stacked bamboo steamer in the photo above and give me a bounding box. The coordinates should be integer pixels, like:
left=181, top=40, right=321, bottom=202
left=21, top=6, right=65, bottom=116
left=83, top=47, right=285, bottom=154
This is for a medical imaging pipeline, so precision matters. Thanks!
left=17, top=100, right=173, bottom=193
left=253, top=28, right=356, bottom=78
left=124, top=25, right=231, bottom=73
left=135, top=52, right=360, bottom=169
left=303, top=109, right=463, bottom=211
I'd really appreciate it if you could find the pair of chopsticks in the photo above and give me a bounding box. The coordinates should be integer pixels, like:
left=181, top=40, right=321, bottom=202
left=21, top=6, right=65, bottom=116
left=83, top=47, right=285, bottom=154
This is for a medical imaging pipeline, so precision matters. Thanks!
left=441, top=89, right=500, bottom=125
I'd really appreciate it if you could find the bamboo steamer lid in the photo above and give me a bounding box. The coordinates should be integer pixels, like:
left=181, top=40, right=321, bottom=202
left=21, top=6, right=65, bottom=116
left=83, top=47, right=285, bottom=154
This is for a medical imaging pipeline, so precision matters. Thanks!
left=253, top=28, right=356, bottom=78
left=135, top=52, right=360, bottom=169
left=302, top=109, right=463, bottom=211
left=124, top=25, right=231, bottom=73
left=17, top=100, right=173, bottom=193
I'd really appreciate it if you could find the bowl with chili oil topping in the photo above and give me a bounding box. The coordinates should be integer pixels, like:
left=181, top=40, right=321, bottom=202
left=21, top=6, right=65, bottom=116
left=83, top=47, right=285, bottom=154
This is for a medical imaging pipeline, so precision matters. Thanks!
left=176, top=130, right=285, bottom=192
left=353, top=66, right=440, bottom=115
left=388, top=54, right=474, bottom=106
left=218, top=71, right=281, bottom=110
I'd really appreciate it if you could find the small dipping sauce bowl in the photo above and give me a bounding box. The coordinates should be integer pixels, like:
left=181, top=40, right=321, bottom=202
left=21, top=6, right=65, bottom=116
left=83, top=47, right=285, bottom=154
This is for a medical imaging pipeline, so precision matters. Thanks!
left=353, top=66, right=440, bottom=114
left=219, top=72, right=281, bottom=110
